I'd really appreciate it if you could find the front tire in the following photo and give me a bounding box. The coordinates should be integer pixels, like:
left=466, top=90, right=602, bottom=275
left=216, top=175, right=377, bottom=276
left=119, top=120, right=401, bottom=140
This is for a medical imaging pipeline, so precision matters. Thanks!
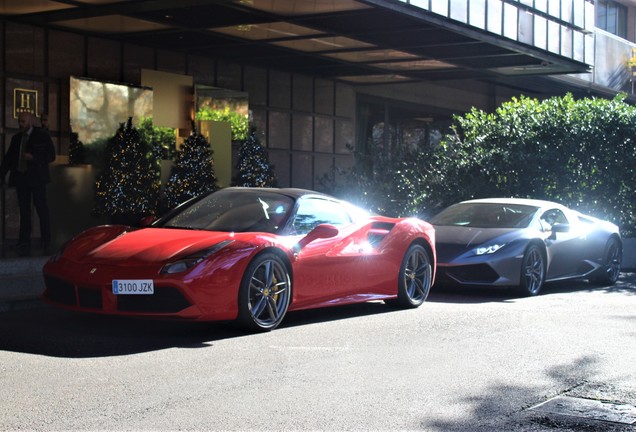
left=395, top=244, right=432, bottom=308
left=517, top=244, right=545, bottom=297
left=591, top=237, right=622, bottom=286
left=237, top=252, right=291, bottom=332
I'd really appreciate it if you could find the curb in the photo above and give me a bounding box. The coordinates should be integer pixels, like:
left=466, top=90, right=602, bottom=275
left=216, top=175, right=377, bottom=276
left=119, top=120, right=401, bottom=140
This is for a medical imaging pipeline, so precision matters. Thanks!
left=0, top=256, right=47, bottom=312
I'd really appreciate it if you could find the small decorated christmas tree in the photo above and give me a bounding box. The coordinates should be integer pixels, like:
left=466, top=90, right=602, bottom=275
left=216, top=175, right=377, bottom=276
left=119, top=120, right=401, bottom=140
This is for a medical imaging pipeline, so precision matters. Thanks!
left=68, top=131, right=86, bottom=165
left=94, top=117, right=160, bottom=224
left=233, top=128, right=277, bottom=187
left=164, top=124, right=219, bottom=209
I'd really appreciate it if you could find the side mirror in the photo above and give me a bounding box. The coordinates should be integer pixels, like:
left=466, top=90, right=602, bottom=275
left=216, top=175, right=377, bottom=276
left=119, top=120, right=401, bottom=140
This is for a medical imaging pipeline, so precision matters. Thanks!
left=294, top=224, right=339, bottom=252
left=552, top=223, right=570, bottom=233
left=139, top=215, right=157, bottom=227
left=549, top=223, right=570, bottom=239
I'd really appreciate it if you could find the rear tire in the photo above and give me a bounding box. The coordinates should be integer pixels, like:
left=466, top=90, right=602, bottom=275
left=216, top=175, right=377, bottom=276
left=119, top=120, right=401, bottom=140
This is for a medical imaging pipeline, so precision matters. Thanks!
left=590, top=237, right=622, bottom=286
left=517, top=244, right=545, bottom=297
left=237, top=252, right=291, bottom=332
left=394, top=244, right=432, bottom=308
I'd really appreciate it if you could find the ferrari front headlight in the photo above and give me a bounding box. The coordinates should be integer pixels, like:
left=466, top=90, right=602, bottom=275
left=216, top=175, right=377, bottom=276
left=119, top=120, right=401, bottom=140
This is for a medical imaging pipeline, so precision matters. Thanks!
left=160, top=240, right=234, bottom=274
left=474, top=243, right=505, bottom=256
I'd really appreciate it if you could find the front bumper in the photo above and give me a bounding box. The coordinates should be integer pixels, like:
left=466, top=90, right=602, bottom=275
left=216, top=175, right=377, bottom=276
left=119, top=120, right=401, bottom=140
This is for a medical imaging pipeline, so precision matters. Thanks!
left=435, top=254, right=523, bottom=287
left=41, top=257, right=239, bottom=321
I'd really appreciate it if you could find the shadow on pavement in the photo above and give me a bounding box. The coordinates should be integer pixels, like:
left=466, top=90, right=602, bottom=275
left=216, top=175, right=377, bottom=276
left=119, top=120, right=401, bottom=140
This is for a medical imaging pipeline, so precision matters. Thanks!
left=428, top=272, right=636, bottom=304
left=3, top=273, right=635, bottom=359
left=0, top=300, right=393, bottom=359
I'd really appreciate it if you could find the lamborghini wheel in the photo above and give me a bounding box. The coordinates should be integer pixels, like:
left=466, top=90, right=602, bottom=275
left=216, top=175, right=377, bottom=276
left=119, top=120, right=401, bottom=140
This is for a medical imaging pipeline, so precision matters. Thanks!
left=237, top=252, right=291, bottom=332
left=395, top=244, right=432, bottom=308
left=517, top=244, right=545, bottom=297
left=591, top=237, right=622, bottom=286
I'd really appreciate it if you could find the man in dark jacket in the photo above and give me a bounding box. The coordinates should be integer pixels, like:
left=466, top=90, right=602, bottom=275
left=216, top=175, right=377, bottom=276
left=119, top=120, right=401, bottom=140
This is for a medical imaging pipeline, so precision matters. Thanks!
left=0, top=111, right=56, bottom=253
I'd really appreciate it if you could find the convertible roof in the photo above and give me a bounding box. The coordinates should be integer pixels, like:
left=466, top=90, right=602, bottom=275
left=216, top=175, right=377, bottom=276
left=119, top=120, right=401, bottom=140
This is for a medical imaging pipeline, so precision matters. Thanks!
left=460, top=197, right=566, bottom=210
left=223, top=186, right=333, bottom=201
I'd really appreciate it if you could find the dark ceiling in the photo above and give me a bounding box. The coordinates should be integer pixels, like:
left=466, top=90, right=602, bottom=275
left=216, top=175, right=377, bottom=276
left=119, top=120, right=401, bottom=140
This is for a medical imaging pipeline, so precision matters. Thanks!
left=2, top=0, right=591, bottom=90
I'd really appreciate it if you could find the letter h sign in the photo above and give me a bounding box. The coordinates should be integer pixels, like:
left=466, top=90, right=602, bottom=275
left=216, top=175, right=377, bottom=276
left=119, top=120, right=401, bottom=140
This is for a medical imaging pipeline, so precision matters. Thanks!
left=13, top=88, right=38, bottom=118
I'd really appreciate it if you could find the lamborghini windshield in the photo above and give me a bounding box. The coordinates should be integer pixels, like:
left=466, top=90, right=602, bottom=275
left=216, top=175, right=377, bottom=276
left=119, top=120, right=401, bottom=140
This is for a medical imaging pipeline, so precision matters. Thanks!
left=156, top=189, right=294, bottom=233
left=430, top=202, right=538, bottom=229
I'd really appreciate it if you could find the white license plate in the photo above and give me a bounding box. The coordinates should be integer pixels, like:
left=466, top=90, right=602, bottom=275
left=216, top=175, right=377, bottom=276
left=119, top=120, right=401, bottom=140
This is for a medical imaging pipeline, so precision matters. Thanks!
left=112, top=279, right=154, bottom=295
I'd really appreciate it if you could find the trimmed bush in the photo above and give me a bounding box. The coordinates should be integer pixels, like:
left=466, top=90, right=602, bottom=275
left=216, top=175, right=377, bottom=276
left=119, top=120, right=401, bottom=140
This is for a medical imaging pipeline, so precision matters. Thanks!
left=326, top=94, right=636, bottom=236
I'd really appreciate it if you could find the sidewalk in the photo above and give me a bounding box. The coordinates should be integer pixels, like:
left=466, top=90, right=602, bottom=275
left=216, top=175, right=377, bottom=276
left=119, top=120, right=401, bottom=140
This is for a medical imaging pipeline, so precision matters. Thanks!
left=0, top=255, right=49, bottom=312
left=1, top=239, right=636, bottom=313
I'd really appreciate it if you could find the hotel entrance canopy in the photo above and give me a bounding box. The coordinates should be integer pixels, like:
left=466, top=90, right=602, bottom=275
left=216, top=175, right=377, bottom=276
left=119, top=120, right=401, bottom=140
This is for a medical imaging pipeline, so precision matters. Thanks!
left=3, top=0, right=593, bottom=88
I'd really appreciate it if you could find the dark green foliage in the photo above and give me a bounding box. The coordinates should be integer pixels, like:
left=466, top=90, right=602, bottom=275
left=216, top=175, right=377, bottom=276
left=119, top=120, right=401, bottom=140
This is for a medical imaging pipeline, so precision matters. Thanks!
left=196, top=107, right=249, bottom=142
left=233, top=129, right=277, bottom=187
left=326, top=94, right=636, bottom=236
left=94, top=118, right=161, bottom=222
left=137, top=117, right=177, bottom=160
left=164, top=128, right=219, bottom=209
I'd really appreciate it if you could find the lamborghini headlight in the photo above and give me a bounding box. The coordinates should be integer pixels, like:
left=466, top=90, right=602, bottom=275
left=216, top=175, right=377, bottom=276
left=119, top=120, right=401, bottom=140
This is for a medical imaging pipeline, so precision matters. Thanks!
left=473, top=243, right=505, bottom=256
left=160, top=240, right=234, bottom=274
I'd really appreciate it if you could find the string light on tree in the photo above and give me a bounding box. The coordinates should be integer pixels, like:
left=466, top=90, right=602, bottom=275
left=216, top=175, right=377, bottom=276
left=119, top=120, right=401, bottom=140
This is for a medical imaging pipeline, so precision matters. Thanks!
left=68, top=131, right=85, bottom=165
left=94, top=117, right=160, bottom=224
left=164, top=124, right=219, bottom=209
left=233, top=128, right=277, bottom=187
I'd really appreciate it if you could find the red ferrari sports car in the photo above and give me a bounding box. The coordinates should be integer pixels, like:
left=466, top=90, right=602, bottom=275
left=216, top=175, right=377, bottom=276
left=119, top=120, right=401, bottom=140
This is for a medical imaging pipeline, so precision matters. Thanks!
left=43, top=187, right=436, bottom=331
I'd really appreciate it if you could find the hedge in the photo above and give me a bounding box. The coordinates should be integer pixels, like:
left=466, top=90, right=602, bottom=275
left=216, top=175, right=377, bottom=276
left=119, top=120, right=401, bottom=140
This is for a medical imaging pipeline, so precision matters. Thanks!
left=325, top=94, right=636, bottom=236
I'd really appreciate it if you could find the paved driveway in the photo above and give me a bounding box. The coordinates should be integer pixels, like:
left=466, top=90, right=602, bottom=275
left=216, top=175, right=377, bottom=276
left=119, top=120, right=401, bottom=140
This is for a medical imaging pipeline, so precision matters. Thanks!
left=1, top=274, right=635, bottom=431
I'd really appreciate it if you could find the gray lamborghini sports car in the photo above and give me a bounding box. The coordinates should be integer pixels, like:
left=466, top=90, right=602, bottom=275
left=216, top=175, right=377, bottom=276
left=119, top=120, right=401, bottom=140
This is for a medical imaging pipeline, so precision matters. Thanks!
left=430, top=198, right=622, bottom=296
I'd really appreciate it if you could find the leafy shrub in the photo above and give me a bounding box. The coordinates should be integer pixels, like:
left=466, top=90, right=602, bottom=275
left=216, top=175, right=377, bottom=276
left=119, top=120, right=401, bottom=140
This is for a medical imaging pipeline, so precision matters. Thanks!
left=196, top=107, right=249, bottom=142
left=137, top=117, right=177, bottom=160
left=325, top=94, right=636, bottom=236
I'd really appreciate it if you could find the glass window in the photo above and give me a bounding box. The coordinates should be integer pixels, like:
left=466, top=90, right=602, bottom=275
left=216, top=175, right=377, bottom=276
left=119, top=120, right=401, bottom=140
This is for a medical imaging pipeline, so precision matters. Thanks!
left=539, top=208, right=569, bottom=231
left=157, top=189, right=294, bottom=233
left=547, top=21, right=561, bottom=54
left=573, top=0, right=585, bottom=27
left=269, top=70, right=291, bottom=109
left=561, top=0, right=573, bottom=24
left=431, top=0, right=448, bottom=16
left=534, top=16, right=548, bottom=50
left=535, top=0, right=548, bottom=13
left=314, top=116, right=333, bottom=153
left=469, top=0, right=486, bottom=29
left=486, top=0, right=503, bottom=35
left=268, top=111, right=290, bottom=149
left=356, top=99, right=452, bottom=176
left=292, top=114, right=313, bottom=151
left=450, top=0, right=468, bottom=23
left=573, top=30, right=585, bottom=62
left=503, top=3, right=518, bottom=40
left=291, top=154, right=312, bottom=189
left=548, top=0, right=560, bottom=19
left=430, top=203, right=538, bottom=229
left=292, top=198, right=352, bottom=235
left=518, top=9, right=534, bottom=45
left=293, top=74, right=313, bottom=112
left=561, top=26, right=573, bottom=58
left=315, top=79, right=334, bottom=115
left=596, top=0, right=627, bottom=39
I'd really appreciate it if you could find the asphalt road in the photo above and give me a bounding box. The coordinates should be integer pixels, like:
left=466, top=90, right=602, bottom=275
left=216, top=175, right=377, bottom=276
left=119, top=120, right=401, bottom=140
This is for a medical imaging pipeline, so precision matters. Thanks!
left=1, top=276, right=636, bottom=431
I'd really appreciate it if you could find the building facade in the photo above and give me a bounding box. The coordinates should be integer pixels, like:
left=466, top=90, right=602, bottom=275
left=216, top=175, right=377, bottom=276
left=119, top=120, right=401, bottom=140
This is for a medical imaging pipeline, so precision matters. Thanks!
left=1, top=0, right=636, bottom=253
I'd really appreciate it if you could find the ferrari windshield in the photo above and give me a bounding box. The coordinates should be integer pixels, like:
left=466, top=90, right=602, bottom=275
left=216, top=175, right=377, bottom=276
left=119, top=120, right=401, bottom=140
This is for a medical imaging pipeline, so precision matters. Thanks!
left=430, top=202, right=539, bottom=228
left=156, top=189, right=294, bottom=233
